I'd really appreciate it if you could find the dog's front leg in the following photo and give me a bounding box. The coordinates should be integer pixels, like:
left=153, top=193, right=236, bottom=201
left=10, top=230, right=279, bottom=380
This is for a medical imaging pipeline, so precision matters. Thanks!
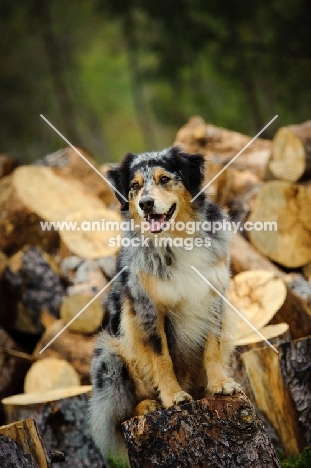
left=204, top=298, right=241, bottom=395
left=122, top=292, right=192, bottom=408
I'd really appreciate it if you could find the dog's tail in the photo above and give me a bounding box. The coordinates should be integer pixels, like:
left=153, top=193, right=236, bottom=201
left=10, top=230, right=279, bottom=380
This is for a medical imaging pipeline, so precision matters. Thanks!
left=89, top=333, right=136, bottom=462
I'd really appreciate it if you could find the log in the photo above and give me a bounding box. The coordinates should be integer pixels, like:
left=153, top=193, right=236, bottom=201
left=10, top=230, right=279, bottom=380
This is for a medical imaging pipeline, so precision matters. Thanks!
left=242, top=346, right=306, bottom=456
left=203, top=161, right=263, bottom=231
left=4, top=246, right=65, bottom=334
left=279, top=336, right=311, bottom=446
left=2, top=386, right=105, bottom=468
left=0, top=249, right=12, bottom=329
left=226, top=270, right=286, bottom=340
left=271, top=273, right=311, bottom=339
left=60, top=255, right=117, bottom=283
left=0, top=434, right=38, bottom=467
left=174, top=116, right=272, bottom=179
left=267, top=121, right=311, bottom=182
left=60, top=258, right=107, bottom=334
left=122, top=392, right=281, bottom=467
left=302, top=262, right=311, bottom=282
left=0, top=328, right=32, bottom=407
left=36, top=146, right=115, bottom=206
left=230, top=234, right=311, bottom=339
left=230, top=232, right=284, bottom=277
left=0, top=153, right=18, bottom=179
left=0, top=165, right=105, bottom=254
left=248, top=181, right=311, bottom=268
left=33, top=320, right=95, bottom=384
left=230, top=323, right=290, bottom=451
left=0, top=418, right=51, bottom=467
left=24, top=357, right=80, bottom=393
left=59, top=208, right=121, bottom=259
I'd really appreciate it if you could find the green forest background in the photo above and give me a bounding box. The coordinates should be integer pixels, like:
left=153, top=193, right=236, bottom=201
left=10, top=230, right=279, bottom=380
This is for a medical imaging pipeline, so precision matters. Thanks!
left=1, top=0, right=311, bottom=164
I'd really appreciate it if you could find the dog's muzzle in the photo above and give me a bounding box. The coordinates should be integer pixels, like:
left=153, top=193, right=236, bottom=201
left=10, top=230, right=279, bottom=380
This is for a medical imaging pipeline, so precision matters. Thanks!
left=139, top=197, right=176, bottom=233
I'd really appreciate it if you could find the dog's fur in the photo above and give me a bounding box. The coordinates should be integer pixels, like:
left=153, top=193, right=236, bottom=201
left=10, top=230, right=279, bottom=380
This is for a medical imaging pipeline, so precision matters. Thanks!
left=89, top=146, right=240, bottom=460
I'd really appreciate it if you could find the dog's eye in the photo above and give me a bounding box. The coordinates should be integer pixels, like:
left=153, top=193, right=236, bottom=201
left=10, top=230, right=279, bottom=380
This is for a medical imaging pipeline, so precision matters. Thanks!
left=160, top=176, right=170, bottom=184
left=131, top=181, right=139, bottom=190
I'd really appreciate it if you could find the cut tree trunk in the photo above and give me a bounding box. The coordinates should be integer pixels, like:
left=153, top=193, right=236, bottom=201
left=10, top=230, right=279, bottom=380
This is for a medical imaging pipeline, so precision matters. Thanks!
left=60, top=258, right=108, bottom=334
left=271, top=274, right=311, bottom=339
left=0, top=165, right=106, bottom=255
left=24, top=357, right=80, bottom=393
left=267, top=121, right=311, bottom=182
left=247, top=181, right=311, bottom=268
left=230, top=234, right=311, bottom=339
left=231, top=322, right=290, bottom=403
left=33, top=319, right=95, bottom=384
left=4, top=246, right=65, bottom=334
left=302, top=262, right=311, bottom=282
left=230, top=233, right=284, bottom=278
left=59, top=208, right=121, bottom=259
left=0, top=418, right=52, bottom=467
left=2, top=386, right=105, bottom=468
left=0, top=153, right=18, bottom=179
left=242, top=346, right=306, bottom=456
left=0, top=328, right=32, bottom=405
left=122, top=392, right=281, bottom=468
left=230, top=323, right=290, bottom=451
left=35, top=146, right=115, bottom=206
left=226, top=270, right=286, bottom=340
left=60, top=255, right=117, bottom=283
left=174, top=116, right=272, bottom=179
left=279, top=336, right=311, bottom=446
left=203, top=162, right=263, bottom=231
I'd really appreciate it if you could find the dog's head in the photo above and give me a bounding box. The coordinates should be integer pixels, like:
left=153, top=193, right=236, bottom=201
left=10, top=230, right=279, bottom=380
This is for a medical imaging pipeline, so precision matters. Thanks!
left=107, top=146, right=205, bottom=234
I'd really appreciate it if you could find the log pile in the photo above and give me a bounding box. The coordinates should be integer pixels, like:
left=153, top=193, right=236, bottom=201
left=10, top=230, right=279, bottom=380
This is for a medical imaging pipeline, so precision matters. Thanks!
left=0, top=118, right=311, bottom=466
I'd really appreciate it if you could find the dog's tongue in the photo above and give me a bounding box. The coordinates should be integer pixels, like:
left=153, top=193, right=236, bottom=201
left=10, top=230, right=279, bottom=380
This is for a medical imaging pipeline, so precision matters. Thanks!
left=148, top=215, right=166, bottom=233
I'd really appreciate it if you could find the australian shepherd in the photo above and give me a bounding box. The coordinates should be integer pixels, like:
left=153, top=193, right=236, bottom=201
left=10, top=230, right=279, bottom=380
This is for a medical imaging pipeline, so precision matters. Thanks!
left=90, top=146, right=240, bottom=461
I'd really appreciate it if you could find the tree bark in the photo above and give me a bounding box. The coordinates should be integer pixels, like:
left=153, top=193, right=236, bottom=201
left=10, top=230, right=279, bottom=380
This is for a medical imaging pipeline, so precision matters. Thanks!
left=279, top=336, right=311, bottom=446
left=2, top=386, right=105, bottom=468
left=242, top=346, right=306, bottom=456
left=174, top=116, right=272, bottom=179
left=0, top=418, right=51, bottom=467
left=4, top=246, right=64, bottom=334
left=122, top=392, right=280, bottom=467
left=0, top=434, right=38, bottom=468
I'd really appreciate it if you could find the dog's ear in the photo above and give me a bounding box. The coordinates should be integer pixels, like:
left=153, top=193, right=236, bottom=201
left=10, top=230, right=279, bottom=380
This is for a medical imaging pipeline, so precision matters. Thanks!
left=107, top=152, right=135, bottom=210
left=171, top=146, right=205, bottom=197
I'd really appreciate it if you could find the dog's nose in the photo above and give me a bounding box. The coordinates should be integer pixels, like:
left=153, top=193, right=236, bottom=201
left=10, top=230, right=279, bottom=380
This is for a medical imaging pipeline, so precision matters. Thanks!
left=139, top=196, right=154, bottom=212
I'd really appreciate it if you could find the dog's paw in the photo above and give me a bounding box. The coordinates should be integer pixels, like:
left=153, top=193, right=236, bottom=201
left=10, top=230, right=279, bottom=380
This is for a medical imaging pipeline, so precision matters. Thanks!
left=208, top=378, right=242, bottom=396
left=172, top=390, right=193, bottom=406
left=134, top=399, right=162, bottom=416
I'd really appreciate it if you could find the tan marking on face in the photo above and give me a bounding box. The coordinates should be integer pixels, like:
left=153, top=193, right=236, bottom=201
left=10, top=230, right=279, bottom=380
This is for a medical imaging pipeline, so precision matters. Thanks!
left=153, top=168, right=172, bottom=184
left=130, top=172, right=144, bottom=189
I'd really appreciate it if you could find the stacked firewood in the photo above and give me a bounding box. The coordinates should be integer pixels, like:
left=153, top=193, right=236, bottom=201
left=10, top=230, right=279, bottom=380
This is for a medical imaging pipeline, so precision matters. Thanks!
left=175, top=117, right=311, bottom=457
left=0, top=118, right=310, bottom=466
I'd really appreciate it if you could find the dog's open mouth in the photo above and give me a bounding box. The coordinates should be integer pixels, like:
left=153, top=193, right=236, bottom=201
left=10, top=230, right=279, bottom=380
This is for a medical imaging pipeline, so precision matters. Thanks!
left=145, top=203, right=176, bottom=233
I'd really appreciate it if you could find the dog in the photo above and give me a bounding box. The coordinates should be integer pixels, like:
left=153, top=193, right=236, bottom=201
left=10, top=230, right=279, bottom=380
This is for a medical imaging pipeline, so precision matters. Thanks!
left=89, top=146, right=240, bottom=461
